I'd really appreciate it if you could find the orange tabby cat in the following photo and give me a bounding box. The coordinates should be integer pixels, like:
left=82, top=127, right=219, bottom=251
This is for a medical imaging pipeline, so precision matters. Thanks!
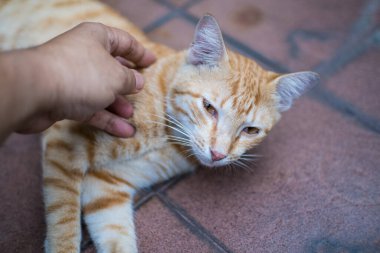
left=0, top=1, right=318, bottom=252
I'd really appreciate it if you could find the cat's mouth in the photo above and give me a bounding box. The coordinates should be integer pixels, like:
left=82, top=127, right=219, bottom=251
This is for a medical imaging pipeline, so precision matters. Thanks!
left=191, top=147, right=230, bottom=168
left=198, top=159, right=229, bottom=168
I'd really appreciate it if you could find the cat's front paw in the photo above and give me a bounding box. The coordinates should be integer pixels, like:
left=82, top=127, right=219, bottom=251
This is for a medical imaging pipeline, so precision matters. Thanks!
left=97, top=240, right=138, bottom=253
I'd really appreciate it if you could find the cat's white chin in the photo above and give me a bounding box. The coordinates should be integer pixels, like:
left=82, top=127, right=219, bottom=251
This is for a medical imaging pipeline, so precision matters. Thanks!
left=196, top=156, right=228, bottom=168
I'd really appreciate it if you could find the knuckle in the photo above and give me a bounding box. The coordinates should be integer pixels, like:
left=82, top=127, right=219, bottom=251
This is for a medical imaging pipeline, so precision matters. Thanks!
left=78, top=22, right=105, bottom=36
left=124, top=37, right=137, bottom=56
left=78, top=21, right=95, bottom=29
left=124, top=69, right=136, bottom=91
left=104, top=116, right=118, bottom=133
left=113, top=67, right=132, bottom=94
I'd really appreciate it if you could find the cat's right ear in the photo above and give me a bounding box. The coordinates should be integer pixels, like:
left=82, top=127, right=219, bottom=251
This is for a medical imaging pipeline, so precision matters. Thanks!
left=187, top=14, right=228, bottom=67
left=273, top=71, right=319, bottom=112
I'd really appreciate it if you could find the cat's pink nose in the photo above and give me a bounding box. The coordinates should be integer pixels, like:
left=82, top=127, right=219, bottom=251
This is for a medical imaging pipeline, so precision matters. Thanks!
left=210, top=149, right=226, bottom=161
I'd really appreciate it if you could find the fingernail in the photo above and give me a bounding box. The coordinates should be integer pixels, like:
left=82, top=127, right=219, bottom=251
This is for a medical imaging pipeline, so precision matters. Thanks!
left=133, top=70, right=144, bottom=90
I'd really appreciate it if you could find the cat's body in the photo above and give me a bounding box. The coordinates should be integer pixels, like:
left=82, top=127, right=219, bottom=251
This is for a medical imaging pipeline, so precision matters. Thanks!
left=0, top=1, right=318, bottom=252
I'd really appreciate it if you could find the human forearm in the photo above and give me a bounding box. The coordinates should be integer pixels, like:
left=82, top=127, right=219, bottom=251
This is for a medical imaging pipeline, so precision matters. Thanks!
left=0, top=49, right=48, bottom=142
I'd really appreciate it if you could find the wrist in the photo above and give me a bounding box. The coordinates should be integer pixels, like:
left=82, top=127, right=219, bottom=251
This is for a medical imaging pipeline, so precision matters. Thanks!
left=28, top=46, right=60, bottom=116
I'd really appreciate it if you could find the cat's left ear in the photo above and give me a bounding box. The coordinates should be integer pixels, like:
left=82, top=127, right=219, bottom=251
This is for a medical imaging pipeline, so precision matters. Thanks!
left=273, top=71, right=320, bottom=112
left=187, top=14, right=228, bottom=67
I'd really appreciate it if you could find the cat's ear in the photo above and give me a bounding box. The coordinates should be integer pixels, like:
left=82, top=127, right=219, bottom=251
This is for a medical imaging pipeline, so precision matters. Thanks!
left=273, top=71, right=319, bottom=112
left=187, top=14, right=228, bottom=67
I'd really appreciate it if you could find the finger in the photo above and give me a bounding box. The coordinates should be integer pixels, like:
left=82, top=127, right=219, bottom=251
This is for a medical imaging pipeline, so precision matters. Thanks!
left=85, top=110, right=135, bottom=138
left=118, top=68, right=144, bottom=95
left=104, top=26, right=156, bottom=67
left=107, top=95, right=134, bottom=118
left=115, top=56, right=136, bottom=68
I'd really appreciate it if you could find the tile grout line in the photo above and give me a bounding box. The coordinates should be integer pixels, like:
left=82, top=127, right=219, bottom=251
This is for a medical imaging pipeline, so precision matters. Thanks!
left=347, top=0, right=380, bottom=43
left=143, top=0, right=203, bottom=33
left=134, top=189, right=157, bottom=211
left=156, top=192, right=234, bottom=253
left=143, top=12, right=179, bottom=33
left=313, top=0, right=380, bottom=77
left=154, top=0, right=203, bottom=10
left=154, top=173, right=192, bottom=192
left=309, top=85, right=380, bottom=134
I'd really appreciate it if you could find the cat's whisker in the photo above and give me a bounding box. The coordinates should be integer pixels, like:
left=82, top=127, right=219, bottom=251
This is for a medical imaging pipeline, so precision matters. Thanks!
left=166, top=135, right=192, bottom=144
left=150, top=115, right=192, bottom=139
left=176, top=146, right=196, bottom=159
left=176, top=148, right=191, bottom=157
left=149, top=113, right=191, bottom=135
left=226, top=163, right=238, bottom=175
left=166, top=139, right=192, bottom=146
left=233, top=160, right=252, bottom=172
left=185, top=153, right=197, bottom=159
left=241, top=153, right=262, bottom=158
left=163, top=96, right=178, bottom=103
left=167, top=141, right=192, bottom=147
left=239, top=157, right=257, bottom=162
left=165, top=114, right=189, bottom=130
left=146, top=120, right=190, bottom=138
left=166, top=135, right=191, bottom=143
left=151, top=114, right=182, bottom=129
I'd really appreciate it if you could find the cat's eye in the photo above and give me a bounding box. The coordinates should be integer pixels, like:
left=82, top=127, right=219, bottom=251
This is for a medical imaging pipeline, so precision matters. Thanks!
left=203, top=99, right=217, bottom=117
left=243, top=127, right=260, bottom=135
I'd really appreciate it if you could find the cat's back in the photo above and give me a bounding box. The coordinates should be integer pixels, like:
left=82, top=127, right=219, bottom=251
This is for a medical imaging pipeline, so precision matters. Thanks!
left=0, top=0, right=171, bottom=56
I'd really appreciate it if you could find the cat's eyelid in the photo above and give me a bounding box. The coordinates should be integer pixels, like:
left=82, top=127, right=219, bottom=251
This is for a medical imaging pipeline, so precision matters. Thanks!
left=242, top=122, right=263, bottom=129
left=202, top=97, right=218, bottom=110
left=239, top=123, right=263, bottom=136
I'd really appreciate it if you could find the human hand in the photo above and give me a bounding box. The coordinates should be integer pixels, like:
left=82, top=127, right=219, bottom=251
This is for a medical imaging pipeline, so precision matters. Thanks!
left=17, top=22, right=156, bottom=137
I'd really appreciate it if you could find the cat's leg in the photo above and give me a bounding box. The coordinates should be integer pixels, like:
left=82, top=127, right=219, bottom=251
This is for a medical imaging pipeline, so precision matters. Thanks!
left=82, top=146, right=196, bottom=253
left=82, top=169, right=137, bottom=253
left=42, top=158, right=84, bottom=253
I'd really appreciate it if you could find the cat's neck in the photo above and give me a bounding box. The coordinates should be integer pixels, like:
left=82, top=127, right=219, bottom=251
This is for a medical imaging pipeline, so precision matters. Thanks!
left=128, top=51, right=187, bottom=137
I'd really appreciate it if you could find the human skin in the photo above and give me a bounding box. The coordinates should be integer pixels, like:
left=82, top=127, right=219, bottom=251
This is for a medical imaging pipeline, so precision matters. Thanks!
left=0, top=22, right=156, bottom=142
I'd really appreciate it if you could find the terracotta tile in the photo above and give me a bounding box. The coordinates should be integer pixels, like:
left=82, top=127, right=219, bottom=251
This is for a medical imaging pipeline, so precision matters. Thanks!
left=100, top=0, right=169, bottom=28
left=147, top=17, right=195, bottom=50
left=189, top=0, right=363, bottom=71
left=0, top=134, right=45, bottom=253
left=166, top=98, right=380, bottom=253
left=135, top=198, right=211, bottom=253
left=324, top=48, right=380, bottom=119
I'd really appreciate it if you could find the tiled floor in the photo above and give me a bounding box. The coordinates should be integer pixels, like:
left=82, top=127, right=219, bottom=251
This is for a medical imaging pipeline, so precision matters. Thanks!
left=1, top=0, right=380, bottom=252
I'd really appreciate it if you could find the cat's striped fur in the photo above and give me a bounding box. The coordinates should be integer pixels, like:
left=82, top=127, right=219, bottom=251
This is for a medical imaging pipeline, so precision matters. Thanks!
left=0, top=1, right=318, bottom=252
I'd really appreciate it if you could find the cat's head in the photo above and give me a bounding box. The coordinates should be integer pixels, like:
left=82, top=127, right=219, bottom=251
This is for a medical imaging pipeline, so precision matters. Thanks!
left=167, top=14, right=319, bottom=167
